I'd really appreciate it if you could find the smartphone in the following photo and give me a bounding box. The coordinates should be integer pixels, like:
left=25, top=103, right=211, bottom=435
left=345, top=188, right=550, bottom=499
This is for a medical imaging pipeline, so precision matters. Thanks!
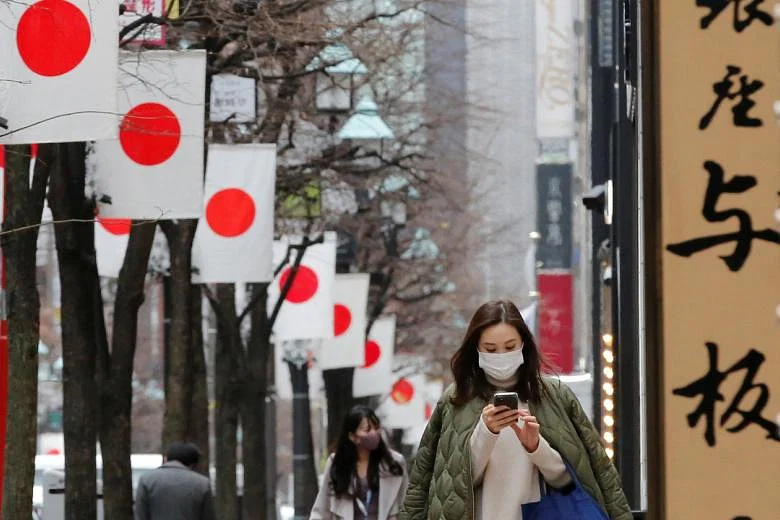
left=492, top=391, right=519, bottom=410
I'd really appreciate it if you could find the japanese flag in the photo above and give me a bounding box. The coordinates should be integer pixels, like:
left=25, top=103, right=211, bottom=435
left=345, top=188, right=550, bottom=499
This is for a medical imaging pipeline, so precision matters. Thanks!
left=94, top=218, right=130, bottom=278
left=315, top=274, right=370, bottom=370
left=378, top=373, right=426, bottom=429
left=353, top=315, right=395, bottom=397
left=0, top=0, right=118, bottom=144
left=192, top=143, right=276, bottom=283
left=268, top=232, right=337, bottom=341
left=92, top=50, right=206, bottom=219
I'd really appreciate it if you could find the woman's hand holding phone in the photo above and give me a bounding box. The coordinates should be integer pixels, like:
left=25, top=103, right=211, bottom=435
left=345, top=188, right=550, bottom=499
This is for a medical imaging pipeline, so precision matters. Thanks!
left=511, top=409, right=541, bottom=452
left=481, top=404, right=521, bottom=434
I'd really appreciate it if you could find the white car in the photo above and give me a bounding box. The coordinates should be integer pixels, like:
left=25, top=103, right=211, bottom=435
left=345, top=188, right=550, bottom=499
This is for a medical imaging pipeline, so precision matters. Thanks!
left=33, top=453, right=163, bottom=515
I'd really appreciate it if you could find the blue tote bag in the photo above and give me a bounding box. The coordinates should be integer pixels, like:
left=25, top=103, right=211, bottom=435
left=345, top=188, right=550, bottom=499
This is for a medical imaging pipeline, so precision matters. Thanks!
left=521, top=462, right=609, bottom=519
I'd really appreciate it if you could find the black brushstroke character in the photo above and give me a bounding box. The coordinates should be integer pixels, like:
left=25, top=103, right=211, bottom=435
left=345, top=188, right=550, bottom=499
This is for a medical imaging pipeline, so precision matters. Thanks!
left=666, top=161, right=780, bottom=271
left=697, top=0, right=774, bottom=32
left=699, top=65, right=764, bottom=129
left=673, top=342, right=780, bottom=447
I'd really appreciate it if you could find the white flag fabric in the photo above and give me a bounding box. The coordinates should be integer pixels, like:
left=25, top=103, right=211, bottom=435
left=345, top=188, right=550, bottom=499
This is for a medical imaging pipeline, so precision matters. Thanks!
left=353, top=315, right=395, bottom=397
left=191, top=143, right=276, bottom=283
left=520, top=301, right=537, bottom=337
left=95, top=218, right=130, bottom=278
left=268, top=232, right=337, bottom=341
left=273, top=341, right=324, bottom=400
left=0, top=0, right=118, bottom=144
left=378, top=373, right=426, bottom=429
left=92, top=50, right=206, bottom=219
left=316, top=274, right=369, bottom=370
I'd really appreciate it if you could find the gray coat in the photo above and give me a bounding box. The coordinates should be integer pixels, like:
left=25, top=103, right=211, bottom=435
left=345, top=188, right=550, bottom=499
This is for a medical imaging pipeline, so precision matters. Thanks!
left=134, top=461, right=216, bottom=520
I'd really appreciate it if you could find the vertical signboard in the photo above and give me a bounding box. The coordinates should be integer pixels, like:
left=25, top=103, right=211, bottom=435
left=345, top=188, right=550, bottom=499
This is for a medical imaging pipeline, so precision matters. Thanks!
left=537, top=272, right=574, bottom=373
left=536, top=162, right=574, bottom=373
left=657, top=3, right=779, bottom=519
left=535, top=0, right=576, bottom=139
left=536, top=163, right=573, bottom=269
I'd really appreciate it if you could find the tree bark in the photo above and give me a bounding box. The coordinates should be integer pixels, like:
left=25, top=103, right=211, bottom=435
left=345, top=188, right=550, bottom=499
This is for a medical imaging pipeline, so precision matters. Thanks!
left=288, top=361, right=318, bottom=518
left=241, top=283, right=270, bottom=520
left=188, top=283, right=210, bottom=475
left=322, top=367, right=357, bottom=452
left=1, top=144, right=48, bottom=520
left=48, top=142, right=99, bottom=519
left=97, top=222, right=156, bottom=520
left=213, top=284, right=241, bottom=520
left=159, top=220, right=204, bottom=463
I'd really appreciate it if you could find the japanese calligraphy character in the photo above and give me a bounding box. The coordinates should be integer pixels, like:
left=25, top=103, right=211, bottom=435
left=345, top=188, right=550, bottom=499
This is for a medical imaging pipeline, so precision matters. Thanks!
left=548, top=177, right=562, bottom=197
left=672, top=342, right=780, bottom=447
left=546, top=223, right=563, bottom=246
left=697, top=0, right=774, bottom=32
left=699, top=65, right=764, bottom=130
left=666, top=161, right=780, bottom=271
left=546, top=199, right=563, bottom=222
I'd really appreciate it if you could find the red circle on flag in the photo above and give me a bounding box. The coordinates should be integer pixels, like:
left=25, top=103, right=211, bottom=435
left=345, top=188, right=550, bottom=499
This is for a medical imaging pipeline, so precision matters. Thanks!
left=334, top=304, right=352, bottom=336
left=425, top=403, right=433, bottom=419
left=98, top=217, right=131, bottom=236
left=279, top=266, right=318, bottom=303
left=363, top=340, right=381, bottom=368
left=16, top=0, right=91, bottom=77
left=206, top=188, right=256, bottom=237
left=391, top=378, right=415, bottom=404
left=119, top=103, right=181, bottom=166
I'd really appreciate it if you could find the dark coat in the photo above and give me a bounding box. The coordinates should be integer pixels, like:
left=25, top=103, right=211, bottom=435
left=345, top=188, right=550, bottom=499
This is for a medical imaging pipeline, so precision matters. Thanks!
left=134, top=461, right=216, bottom=520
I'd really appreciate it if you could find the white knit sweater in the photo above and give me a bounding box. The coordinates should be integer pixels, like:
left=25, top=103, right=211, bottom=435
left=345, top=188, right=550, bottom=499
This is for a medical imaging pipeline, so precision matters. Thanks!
left=469, top=392, right=571, bottom=519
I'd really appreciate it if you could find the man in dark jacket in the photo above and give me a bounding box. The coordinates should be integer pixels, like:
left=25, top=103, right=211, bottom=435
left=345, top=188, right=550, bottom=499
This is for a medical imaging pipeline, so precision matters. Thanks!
left=134, top=442, right=216, bottom=520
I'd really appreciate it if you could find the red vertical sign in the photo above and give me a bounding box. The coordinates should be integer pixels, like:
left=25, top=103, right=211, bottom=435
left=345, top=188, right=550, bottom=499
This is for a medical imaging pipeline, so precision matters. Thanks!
left=537, top=272, right=574, bottom=373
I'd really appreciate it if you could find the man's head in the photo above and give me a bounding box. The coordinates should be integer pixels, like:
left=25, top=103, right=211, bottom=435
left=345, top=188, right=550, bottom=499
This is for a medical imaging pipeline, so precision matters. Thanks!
left=165, top=442, right=201, bottom=469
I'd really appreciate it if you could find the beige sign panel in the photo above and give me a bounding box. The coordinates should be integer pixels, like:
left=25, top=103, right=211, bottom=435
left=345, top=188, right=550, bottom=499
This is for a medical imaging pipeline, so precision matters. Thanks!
left=658, top=2, right=779, bottom=519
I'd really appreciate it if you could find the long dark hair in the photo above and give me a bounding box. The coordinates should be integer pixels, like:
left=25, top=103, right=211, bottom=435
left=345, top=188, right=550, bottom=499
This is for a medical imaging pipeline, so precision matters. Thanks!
left=329, top=405, right=403, bottom=497
left=450, top=300, right=547, bottom=406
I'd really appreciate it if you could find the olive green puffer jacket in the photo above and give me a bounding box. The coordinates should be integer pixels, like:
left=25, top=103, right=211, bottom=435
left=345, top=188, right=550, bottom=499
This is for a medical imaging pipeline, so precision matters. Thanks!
left=399, top=378, right=632, bottom=520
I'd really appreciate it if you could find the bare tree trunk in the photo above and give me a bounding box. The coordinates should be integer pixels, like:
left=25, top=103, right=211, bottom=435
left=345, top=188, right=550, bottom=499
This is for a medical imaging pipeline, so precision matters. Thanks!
left=322, top=367, right=356, bottom=452
left=97, top=222, right=156, bottom=520
left=48, top=142, right=99, bottom=519
left=160, top=221, right=199, bottom=453
left=241, top=283, right=270, bottom=520
left=288, top=361, right=318, bottom=518
left=1, top=144, right=48, bottom=520
left=214, top=284, right=240, bottom=520
left=188, top=283, right=210, bottom=475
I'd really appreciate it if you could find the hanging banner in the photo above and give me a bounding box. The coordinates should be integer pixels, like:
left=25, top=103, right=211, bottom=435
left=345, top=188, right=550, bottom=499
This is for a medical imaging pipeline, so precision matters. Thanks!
left=119, top=0, right=170, bottom=46
left=267, top=232, right=337, bottom=341
left=535, top=0, right=576, bottom=139
left=378, top=373, right=426, bottom=429
left=92, top=50, right=206, bottom=220
left=316, top=273, right=370, bottom=370
left=95, top=218, right=131, bottom=278
left=191, top=143, right=276, bottom=283
left=536, top=163, right=572, bottom=270
left=0, top=0, right=118, bottom=144
left=353, top=315, right=396, bottom=398
left=537, top=272, right=573, bottom=373
left=656, top=3, right=779, bottom=519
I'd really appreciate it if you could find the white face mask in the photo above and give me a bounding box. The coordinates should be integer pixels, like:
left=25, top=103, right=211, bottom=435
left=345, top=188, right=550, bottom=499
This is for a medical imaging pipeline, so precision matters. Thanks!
left=478, top=348, right=524, bottom=381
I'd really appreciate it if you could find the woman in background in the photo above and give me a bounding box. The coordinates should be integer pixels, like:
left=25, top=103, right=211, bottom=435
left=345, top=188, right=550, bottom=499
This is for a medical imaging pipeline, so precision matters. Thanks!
left=310, top=405, right=408, bottom=520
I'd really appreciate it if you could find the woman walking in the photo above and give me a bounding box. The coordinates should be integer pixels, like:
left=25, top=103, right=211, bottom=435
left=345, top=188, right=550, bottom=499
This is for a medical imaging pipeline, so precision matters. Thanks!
left=311, top=405, right=408, bottom=520
left=400, top=300, right=631, bottom=520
